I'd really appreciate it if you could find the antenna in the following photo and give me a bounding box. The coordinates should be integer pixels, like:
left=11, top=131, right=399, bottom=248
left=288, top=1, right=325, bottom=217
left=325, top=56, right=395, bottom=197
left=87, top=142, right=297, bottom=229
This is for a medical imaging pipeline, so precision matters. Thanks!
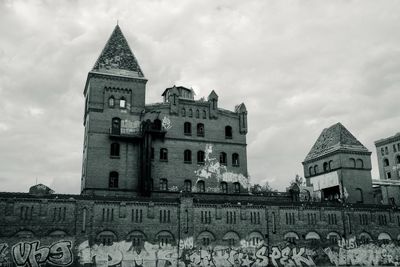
left=117, top=19, right=119, bottom=26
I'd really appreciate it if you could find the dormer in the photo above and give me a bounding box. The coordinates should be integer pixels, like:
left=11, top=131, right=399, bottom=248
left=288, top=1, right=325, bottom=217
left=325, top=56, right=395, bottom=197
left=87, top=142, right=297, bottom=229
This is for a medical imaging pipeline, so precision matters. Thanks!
left=208, top=90, right=218, bottom=119
left=162, top=86, right=194, bottom=103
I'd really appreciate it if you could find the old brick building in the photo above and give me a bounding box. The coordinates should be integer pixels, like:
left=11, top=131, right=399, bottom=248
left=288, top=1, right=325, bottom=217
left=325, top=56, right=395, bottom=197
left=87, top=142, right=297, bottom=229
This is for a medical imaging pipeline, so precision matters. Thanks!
left=1, top=25, right=400, bottom=267
left=81, top=25, right=249, bottom=198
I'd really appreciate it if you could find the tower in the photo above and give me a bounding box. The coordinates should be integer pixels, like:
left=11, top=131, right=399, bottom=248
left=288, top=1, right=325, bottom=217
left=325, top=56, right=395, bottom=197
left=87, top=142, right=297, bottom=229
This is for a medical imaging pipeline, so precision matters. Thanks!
left=81, top=25, right=147, bottom=196
left=302, top=123, right=374, bottom=204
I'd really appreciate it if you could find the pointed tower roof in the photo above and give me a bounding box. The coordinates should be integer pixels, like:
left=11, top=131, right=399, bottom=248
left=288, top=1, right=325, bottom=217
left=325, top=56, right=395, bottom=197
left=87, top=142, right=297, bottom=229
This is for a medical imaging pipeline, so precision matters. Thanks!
left=208, top=90, right=218, bottom=100
left=92, top=25, right=144, bottom=78
left=304, top=122, right=369, bottom=161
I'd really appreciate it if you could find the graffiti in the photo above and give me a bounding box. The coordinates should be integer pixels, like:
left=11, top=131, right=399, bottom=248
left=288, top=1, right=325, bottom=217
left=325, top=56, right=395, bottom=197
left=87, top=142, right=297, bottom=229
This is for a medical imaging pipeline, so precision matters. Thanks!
left=324, top=241, right=400, bottom=266
left=121, top=119, right=141, bottom=134
left=194, top=144, right=250, bottom=189
left=269, top=246, right=315, bottom=267
left=11, top=240, right=73, bottom=267
left=0, top=243, right=10, bottom=266
left=162, top=116, right=172, bottom=130
left=179, top=237, right=194, bottom=250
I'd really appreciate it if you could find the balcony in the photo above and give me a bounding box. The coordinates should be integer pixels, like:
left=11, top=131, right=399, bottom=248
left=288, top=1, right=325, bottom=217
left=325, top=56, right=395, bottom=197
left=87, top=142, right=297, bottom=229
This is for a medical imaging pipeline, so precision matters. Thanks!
left=109, top=127, right=143, bottom=141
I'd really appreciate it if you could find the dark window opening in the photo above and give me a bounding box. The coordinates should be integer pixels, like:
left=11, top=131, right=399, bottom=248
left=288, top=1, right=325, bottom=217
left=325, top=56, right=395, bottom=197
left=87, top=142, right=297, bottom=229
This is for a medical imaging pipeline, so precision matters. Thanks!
left=196, top=109, right=200, bottom=118
left=203, top=110, right=207, bottom=119
left=184, top=150, right=192, bottom=163
left=184, top=122, right=191, bottom=135
left=109, top=172, right=119, bottom=188
left=154, top=119, right=162, bottom=130
left=225, top=126, right=232, bottom=139
left=221, top=182, right=228, bottom=194
left=323, top=162, right=329, bottom=172
left=189, top=109, right=193, bottom=117
left=160, top=148, right=168, bottom=161
left=383, top=158, right=389, bottom=167
left=110, top=143, right=120, bottom=157
left=197, top=151, right=205, bottom=164
left=233, top=182, right=240, bottom=193
left=182, top=108, right=186, bottom=117
left=184, top=180, right=192, bottom=192
left=232, top=153, right=239, bottom=166
left=151, top=147, right=154, bottom=160
left=197, top=181, right=205, bottom=192
left=111, top=118, right=121, bottom=135
left=220, top=152, right=227, bottom=165
left=197, top=123, right=205, bottom=137
left=160, top=179, right=168, bottom=191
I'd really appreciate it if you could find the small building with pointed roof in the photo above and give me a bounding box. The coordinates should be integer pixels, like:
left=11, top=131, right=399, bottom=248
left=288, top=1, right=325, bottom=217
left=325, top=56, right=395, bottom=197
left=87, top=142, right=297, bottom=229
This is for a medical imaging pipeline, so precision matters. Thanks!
left=302, top=122, right=374, bottom=204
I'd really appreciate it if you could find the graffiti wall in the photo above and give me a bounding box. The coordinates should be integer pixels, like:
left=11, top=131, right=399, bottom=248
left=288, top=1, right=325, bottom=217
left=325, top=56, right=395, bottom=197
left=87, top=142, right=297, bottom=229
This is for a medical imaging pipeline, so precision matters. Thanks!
left=1, top=237, right=400, bottom=266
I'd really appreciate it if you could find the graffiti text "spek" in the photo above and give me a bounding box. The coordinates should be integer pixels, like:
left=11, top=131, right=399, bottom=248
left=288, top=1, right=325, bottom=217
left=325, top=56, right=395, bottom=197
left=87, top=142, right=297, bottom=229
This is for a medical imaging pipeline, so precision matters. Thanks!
left=12, top=240, right=73, bottom=267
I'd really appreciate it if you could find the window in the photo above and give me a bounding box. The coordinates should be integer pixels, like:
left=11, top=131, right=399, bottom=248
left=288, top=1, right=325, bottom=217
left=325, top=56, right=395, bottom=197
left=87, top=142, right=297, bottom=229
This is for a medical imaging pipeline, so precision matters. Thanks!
left=393, top=144, right=397, bottom=152
left=111, top=117, right=121, bottom=135
left=220, top=152, right=227, bottom=165
left=313, top=165, right=319, bottom=174
left=189, top=109, right=193, bottom=117
left=221, top=182, right=228, bottom=194
left=383, top=158, right=389, bottom=167
left=378, top=214, right=387, bottom=226
left=225, top=126, right=232, bottom=139
left=109, top=172, right=119, bottom=188
left=396, top=155, right=400, bottom=164
left=197, top=123, right=204, bottom=137
left=108, top=96, right=115, bottom=107
left=182, top=108, right=186, bottom=117
left=159, top=210, right=171, bottom=223
left=233, top=182, right=240, bottom=193
left=355, top=188, right=363, bottom=203
left=151, top=147, right=154, bottom=160
left=328, top=214, right=337, bottom=225
left=250, top=211, right=261, bottom=224
left=329, top=160, right=333, bottom=170
left=386, top=172, right=392, bottom=179
left=20, top=206, right=33, bottom=220
left=196, top=109, right=200, bottom=118
left=356, top=159, right=364, bottom=169
left=232, top=153, right=239, bottom=166
left=359, top=214, right=368, bottom=225
left=130, top=234, right=145, bottom=248
left=385, top=147, right=389, bottom=155
left=119, top=97, right=126, bottom=108
left=184, top=122, right=191, bottom=135
left=307, top=213, right=317, bottom=225
left=110, top=143, right=120, bottom=157
left=381, top=148, right=385, bottom=156
left=184, top=180, right=192, bottom=192
left=184, top=150, right=192, bottom=163
left=97, top=231, right=116, bottom=246
left=160, top=179, right=168, bottom=191
left=154, top=119, right=162, bottom=130
left=131, top=209, right=143, bottom=223
left=102, top=208, right=114, bottom=222
left=285, top=212, right=295, bottom=225
left=203, top=110, right=207, bottom=119
left=309, top=166, right=313, bottom=176
left=226, top=211, right=237, bottom=224
left=197, top=180, right=205, bottom=192
left=158, top=233, right=174, bottom=248
left=201, top=211, right=211, bottom=224
left=197, top=151, right=205, bottom=164
left=160, top=148, right=168, bottom=161
left=52, top=207, right=67, bottom=222
left=323, top=162, right=329, bottom=172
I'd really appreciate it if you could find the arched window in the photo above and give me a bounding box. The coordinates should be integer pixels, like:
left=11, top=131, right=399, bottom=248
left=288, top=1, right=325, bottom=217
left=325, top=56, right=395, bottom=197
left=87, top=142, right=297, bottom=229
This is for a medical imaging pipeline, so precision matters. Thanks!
left=156, top=231, right=174, bottom=248
left=355, top=188, right=363, bottom=203
left=127, top=231, right=147, bottom=248
left=111, top=117, right=121, bottom=135
left=203, top=110, right=207, bottom=119
left=184, top=150, right=192, bottom=163
left=197, top=180, right=205, bottom=192
left=184, top=180, right=192, bottom=192
left=359, top=232, right=372, bottom=244
left=356, top=159, right=364, bottom=169
left=283, top=232, right=299, bottom=244
left=197, top=231, right=215, bottom=247
left=97, top=231, right=117, bottom=246
left=313, top=165, right=319, bottom=174
left=196, top=109, right=200, bottom=118
left=309, top=166, right=314, bottom=176
left=225, top=126, right=232, bottom=139
left=108, top=96, right=115, bottom=107
left=160, top=148, right=168, bottom=161
left=220, top=152, right=227, bottom=165
left=327, top=232, right=340, bottom=245
left=110, top=143, right=120, bottom=157
left=223, top=231, right=240, bottom=247
left=329, top=160, right=333, bottom=170
left=247, top=232, right=264, bottom=247
left=197, top=123, right=205, bottom=137
left=323, top=162, right=329, bottom=172
left=197, top=151, right=205, bottom=164
left=349, top=158, right=356, bottom=168
left=160, top=178, right=168, bottom=191
left=383, top=158, right=390, bottom=167
left=232, top=153, right=239, bottom=166
left=233, top=182, right=240, bottom=193
left=184, top=122, right=191, bottom=135
left=154, top=119, right=162, bottom=130
left=109, top=172, right=119, bottom=188
left=221, top=182, right=228, bottom=194
left=182, top=108, right=186, bottom=117
left=189, top=109, right=193, bottom=117
left=119, top=97, right=126, bottom=108
left=396, top=155, right=400, bottom=164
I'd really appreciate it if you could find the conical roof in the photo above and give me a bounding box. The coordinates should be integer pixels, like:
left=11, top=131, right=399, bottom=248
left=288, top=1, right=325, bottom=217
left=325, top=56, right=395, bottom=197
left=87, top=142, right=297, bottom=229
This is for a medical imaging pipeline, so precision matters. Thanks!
left=92, top=25, right=144, bottom=78
left=304, top=122, right=369, bottom=161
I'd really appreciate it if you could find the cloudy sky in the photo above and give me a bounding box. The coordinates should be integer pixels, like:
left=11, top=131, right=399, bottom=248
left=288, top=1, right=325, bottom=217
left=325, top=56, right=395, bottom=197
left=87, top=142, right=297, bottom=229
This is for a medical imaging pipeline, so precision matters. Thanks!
left=0, top=0, right=399, bottom=193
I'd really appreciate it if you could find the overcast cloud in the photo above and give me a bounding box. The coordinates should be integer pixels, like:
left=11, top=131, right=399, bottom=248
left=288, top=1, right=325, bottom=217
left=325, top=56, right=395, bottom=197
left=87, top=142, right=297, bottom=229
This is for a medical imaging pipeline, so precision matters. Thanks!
left=0, top=0, right=399, bottom=193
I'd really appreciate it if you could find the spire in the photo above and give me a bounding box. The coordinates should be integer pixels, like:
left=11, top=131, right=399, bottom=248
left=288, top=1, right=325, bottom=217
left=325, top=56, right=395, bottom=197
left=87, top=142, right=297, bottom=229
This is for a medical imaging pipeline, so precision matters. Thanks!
left=304, top=122, right=369, bottom=161
left=92, top=25, right=144, bottom=78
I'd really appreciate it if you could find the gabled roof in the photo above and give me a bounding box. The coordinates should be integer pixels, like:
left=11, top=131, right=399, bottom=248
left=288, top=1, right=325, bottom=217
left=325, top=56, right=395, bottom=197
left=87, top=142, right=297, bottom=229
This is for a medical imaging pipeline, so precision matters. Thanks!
left=208, top=90, right=218, bottom=100
left=92, top=25, right=144, bottom=78
left=235, top=103, right=247, bottom=113
left=304, top=122, right=369, bottom=162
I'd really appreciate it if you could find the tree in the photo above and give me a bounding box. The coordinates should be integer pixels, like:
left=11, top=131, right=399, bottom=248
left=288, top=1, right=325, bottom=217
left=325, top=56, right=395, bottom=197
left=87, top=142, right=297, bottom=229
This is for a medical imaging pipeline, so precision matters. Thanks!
left=290, top=174, right=304, bottom=187
left=250, top=181, right=276, bottom=195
